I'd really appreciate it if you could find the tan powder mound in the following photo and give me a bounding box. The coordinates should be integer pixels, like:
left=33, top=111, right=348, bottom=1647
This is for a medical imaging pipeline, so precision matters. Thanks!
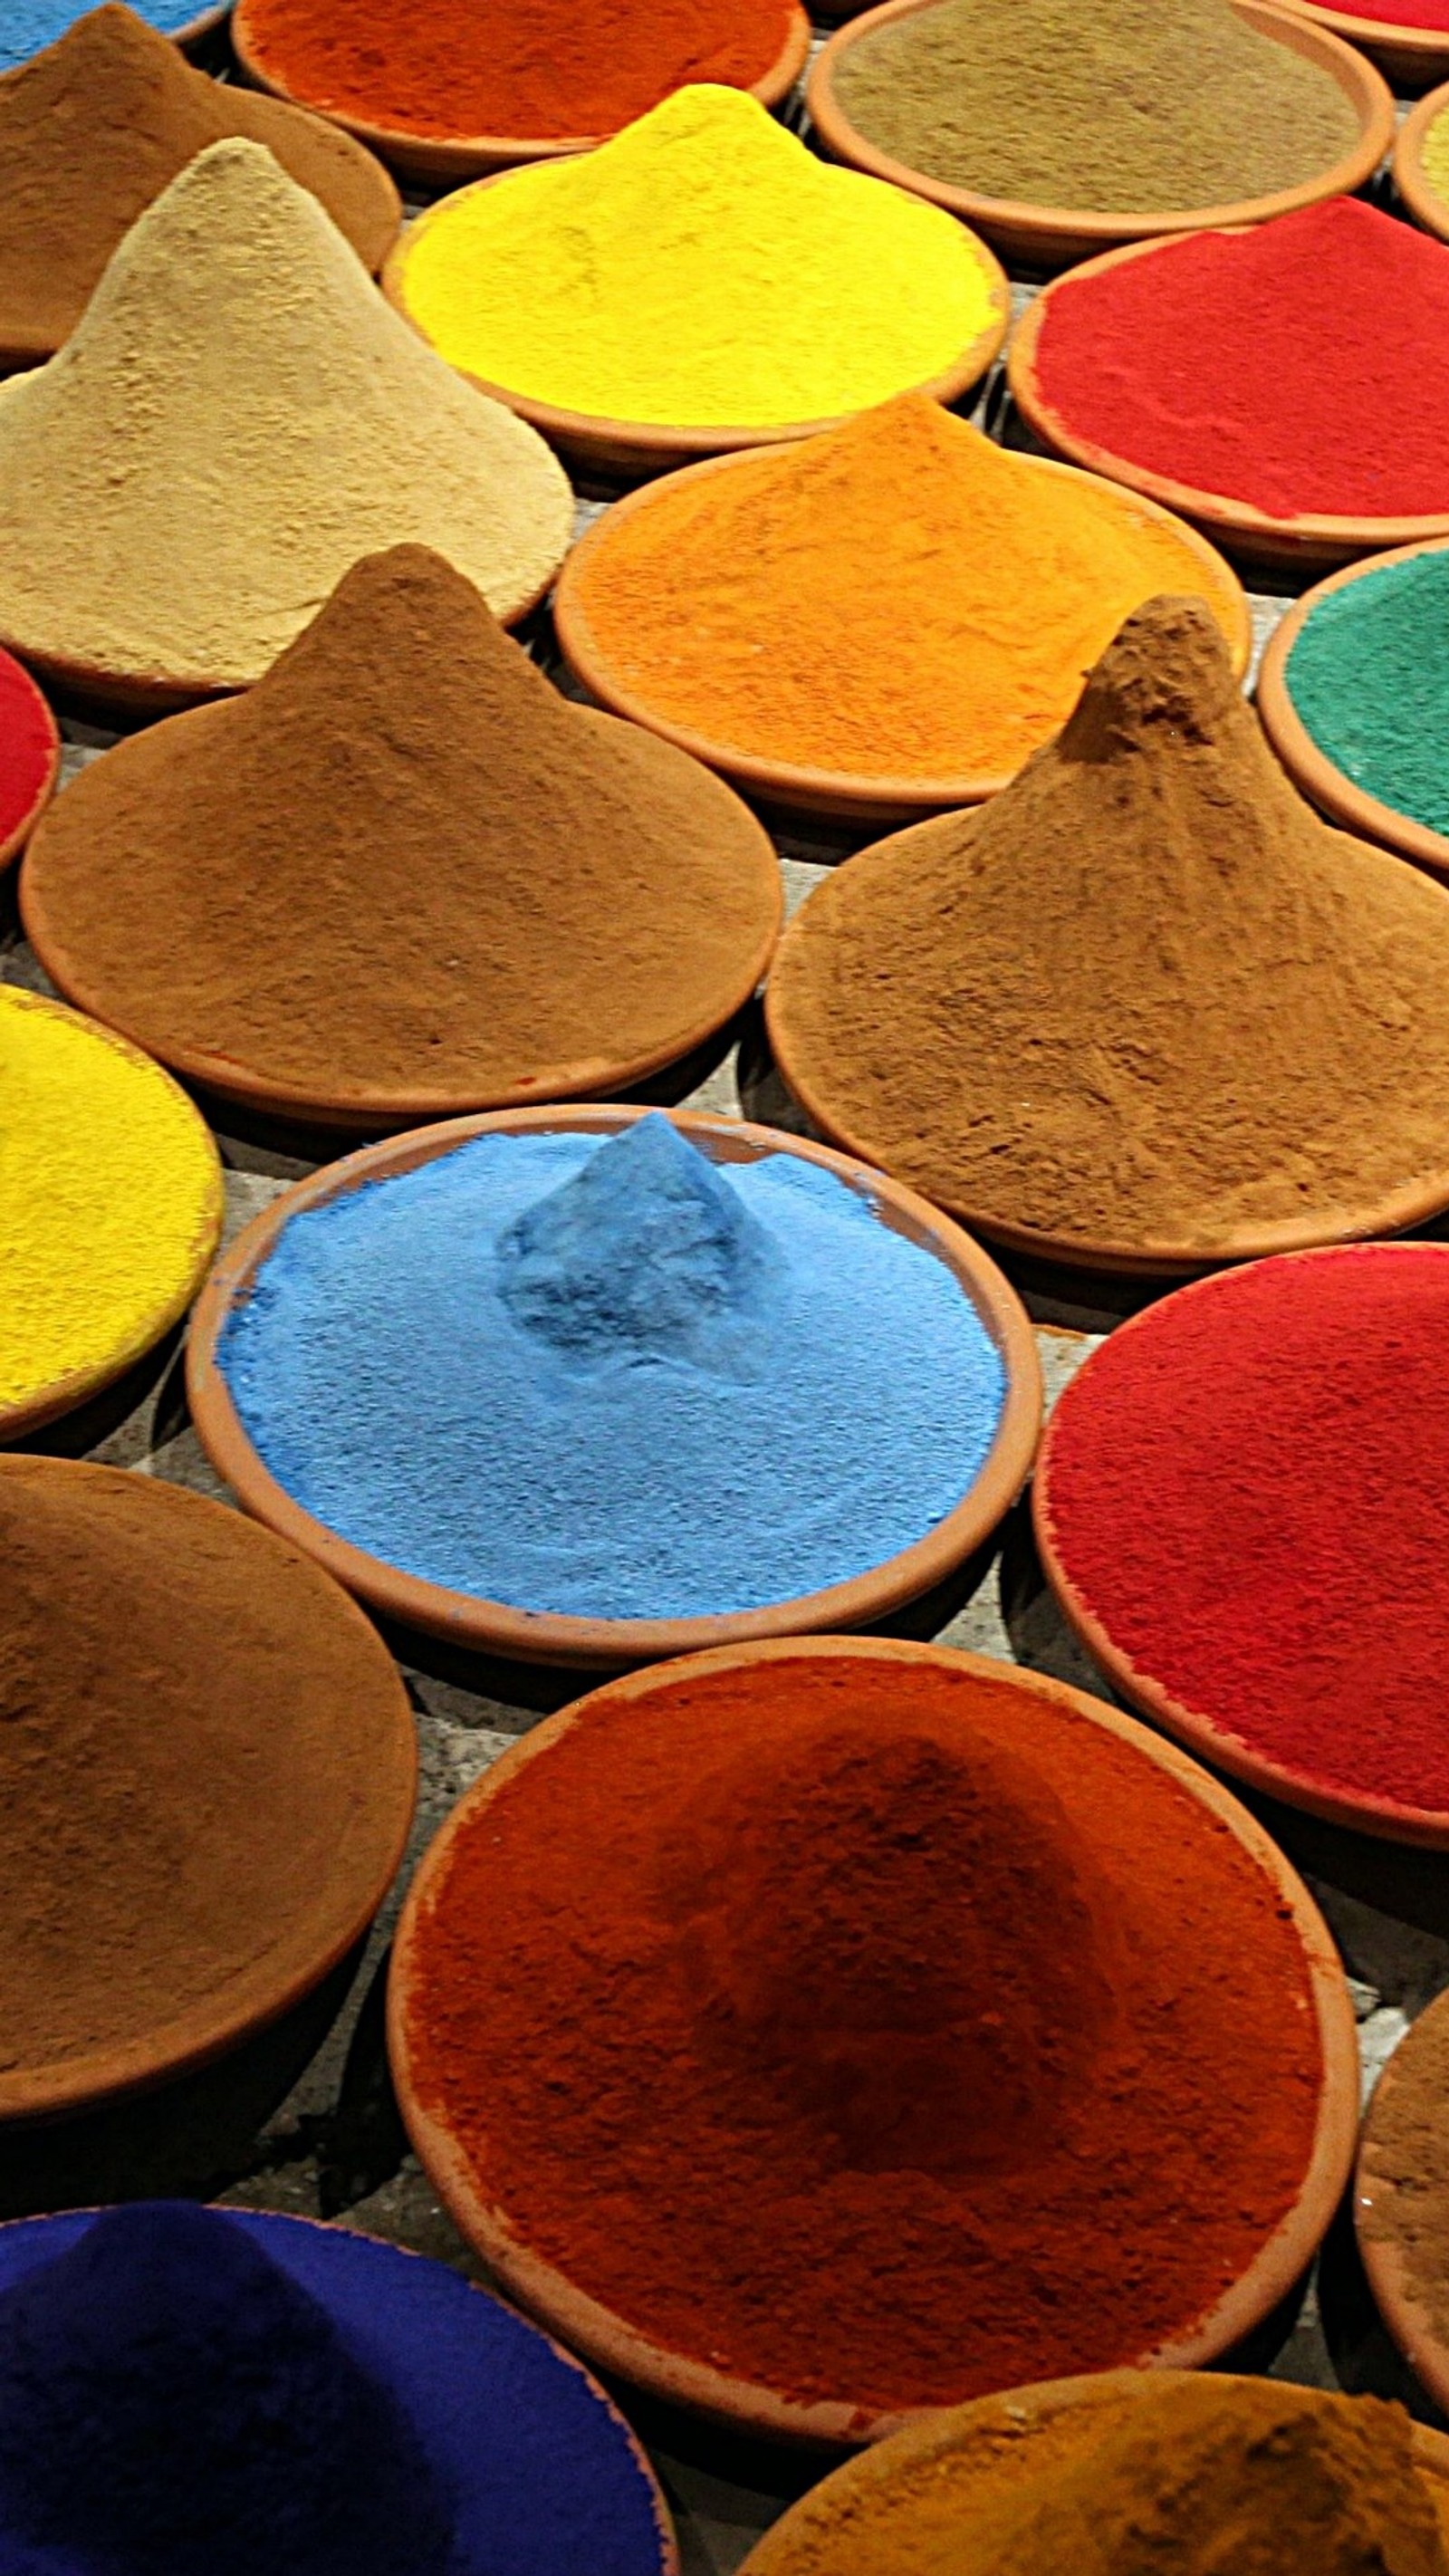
left=766, top=596, right=1449, bottom=1260
left=0, top=5, right=399, bottom=366
left=21, top=544, right=783, bottom=1120
left=0, top=138, right=572, bottom=696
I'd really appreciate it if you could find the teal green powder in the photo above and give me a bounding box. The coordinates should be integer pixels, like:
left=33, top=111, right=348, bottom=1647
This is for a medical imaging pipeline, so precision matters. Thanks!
left=1284, top=550, right=1449, bottom=839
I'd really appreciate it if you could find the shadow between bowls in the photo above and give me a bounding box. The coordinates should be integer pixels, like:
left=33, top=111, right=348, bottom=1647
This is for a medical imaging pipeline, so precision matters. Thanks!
left=808, top=0, right=1394, bottom=273
left=385, top=1637, right=1360, bottom=2446
left=1358, top=1991, right=1449, bottom=2417
left=1274, top=0, right=1449, bottom=88
left=1397, top=81, right=1449, bottom=236
left=185, top=1103, right=1043, bottom=1669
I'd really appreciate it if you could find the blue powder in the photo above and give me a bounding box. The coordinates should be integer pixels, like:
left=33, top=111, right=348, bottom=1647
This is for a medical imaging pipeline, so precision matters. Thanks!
left=1284, top=549, right=1449, bottom=839
left=219, top=1115, right=1007, bottom=1621
left=0, top=0, right=204, bottom=69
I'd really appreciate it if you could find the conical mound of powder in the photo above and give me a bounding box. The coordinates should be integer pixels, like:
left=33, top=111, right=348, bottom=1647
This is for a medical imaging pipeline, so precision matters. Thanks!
left=22, top=545, right=783, bottom=1117
left=0, top=139, right=572, bottom=692
left=767, top=596, right=1449, bottom=1257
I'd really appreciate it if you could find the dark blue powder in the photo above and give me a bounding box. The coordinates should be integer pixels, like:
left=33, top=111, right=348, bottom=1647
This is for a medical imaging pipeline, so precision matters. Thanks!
left=219, top=1115, right=1007, bottom=1620
left=0, top=0, right=203, bottom=70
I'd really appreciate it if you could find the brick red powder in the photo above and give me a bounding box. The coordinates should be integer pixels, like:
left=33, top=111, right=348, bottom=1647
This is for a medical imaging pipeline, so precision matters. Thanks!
left=0, top=644, right=54, bottom=860
left=1040, top=1245, right=1449, bottom=1820
left=399, top=1654, right=1324, bottom=2418
left=1031, top=199, right=1449, bottom=521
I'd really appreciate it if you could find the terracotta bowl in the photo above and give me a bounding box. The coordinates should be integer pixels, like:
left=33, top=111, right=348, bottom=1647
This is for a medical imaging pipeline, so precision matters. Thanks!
left=1358, top=1987, right=1449, bottom=2413
left=1009, top=233, right=1449, bottom=572
left=185, top=1105, right=1043, bottom=1668
left=553, top=447, right=1250, bottom=822
left=382, top=178, right=1012, bottom=479
left=174, top=1, right=231, bottom=43
left=734, top=2368, right=1449, bottom=2568
left=1398, top=80, right=1449, bottom=237
left=388, top=1637, right=1359, bottom=2444
left=0, top=657, right=58, bottom=873
left=1273, top=0, right=1449, bottom=88
left=1257, top=541, right=1449, bottom=879
left=232, top=5, right=811, bottom=181
left=810, top=0, right=1394, bottom=272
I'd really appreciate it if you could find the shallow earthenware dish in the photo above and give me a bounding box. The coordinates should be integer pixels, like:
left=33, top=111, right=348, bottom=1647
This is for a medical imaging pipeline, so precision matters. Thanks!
left=382, top=176, right=1012, bottom=479
left=1396, top=79, right=1449, bottom=236
left=387, top=1637, right=1359, bottom=2442
left=1257, top=541, right=1449, bottom=879
left=810, top=0, right=1393, bottom=271
left=0, top=658, right=58, bottom=873
left=1358, top=1988, right=1449, bottom=2414
left=232, top=4, right=811, bottom=181
left=186, top=1105, right=1042, bottom=1667
left=1009, top=231, right=1449, bottom=571
left=553, top=447, right=1251, bottom=821
left=173, top=1, right=231, bottom=43
left=1273, top=0, right=1449, bottom=89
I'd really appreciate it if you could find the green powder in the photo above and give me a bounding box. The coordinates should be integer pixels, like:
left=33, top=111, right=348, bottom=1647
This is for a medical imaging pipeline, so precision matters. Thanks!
left=1284, top=551, right=1449, bottom=842
left=832, top=0, right=1358, bottom=213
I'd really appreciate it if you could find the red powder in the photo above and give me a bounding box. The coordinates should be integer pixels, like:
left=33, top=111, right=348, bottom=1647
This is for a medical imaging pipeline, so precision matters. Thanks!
left=1031, top=199, right=1449, bottom=521
left=1038, top=1245, right=1449, bottom=1819
left=0, top=647, right=54, bottom=859
left=1326, top=0, right=1449, bottom=24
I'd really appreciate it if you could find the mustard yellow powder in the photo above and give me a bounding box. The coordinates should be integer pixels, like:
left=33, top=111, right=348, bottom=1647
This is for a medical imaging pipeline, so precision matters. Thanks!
left=391, top=85, right=1000, bottom=428
left=1423, top=107, right=1449, bottom=209
left=0, top=986, right=223, bottom=1416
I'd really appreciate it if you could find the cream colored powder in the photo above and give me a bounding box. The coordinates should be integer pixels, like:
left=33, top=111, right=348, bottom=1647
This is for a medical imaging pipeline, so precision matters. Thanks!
left=0, top=138, right=573, bottom=690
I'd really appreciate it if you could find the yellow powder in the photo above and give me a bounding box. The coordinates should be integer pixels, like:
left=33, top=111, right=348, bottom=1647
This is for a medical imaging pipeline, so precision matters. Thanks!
left=1424, top=106, right=1449, bottom=207
left=0, top=986, right=223, bottom=1417
left=390, top=85, right=1001, bottom=428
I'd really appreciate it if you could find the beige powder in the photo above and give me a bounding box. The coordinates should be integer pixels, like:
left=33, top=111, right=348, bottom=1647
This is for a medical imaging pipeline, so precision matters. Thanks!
left=0, top=138, right=573, bottom=693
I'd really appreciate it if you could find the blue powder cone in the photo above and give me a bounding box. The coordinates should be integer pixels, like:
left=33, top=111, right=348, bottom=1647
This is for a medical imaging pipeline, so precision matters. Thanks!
left=0, top=2202, right=455, bottom=2574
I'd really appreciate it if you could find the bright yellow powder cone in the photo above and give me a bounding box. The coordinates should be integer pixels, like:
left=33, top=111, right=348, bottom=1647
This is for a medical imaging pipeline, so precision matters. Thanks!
left=388, top=85, right=1003, bottom=429
left=0, top=986, right=223, bottom=1426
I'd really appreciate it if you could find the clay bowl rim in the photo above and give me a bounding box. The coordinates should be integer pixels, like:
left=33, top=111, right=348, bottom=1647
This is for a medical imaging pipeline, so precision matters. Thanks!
left=174, top=0, right=231, bottom=44
left=380, top=168, right=1012, bottom=472
left=386, top=1632, right=1360, bottom=2446
left=0, top=657, right=60, bottom=875
left=0, top=1456, right=418, bottom=2125
left=19, top=702, right=784, bottom=1129
left=184, top=1104, right=1044, bottom=1670
left=1357, top=1986, right=1449, bottom=2417
left=808, top=0, right=1395, bottom=267
left=1257, top=537, right=1449, bottom=879
left=1008, top=227, right=1449, bottom=571
left=552, top=442, right=1252, bottom=821
left=1396, top=81, right=1449, bottom=241
left=1271, top=0, right=1449, bottom=83
left=0, top=987, right=225, bottom=1446
left=763, top=821, right=1449, bottom=1278
left=231, top=3, right=811, bottom=179
left=732, top=2364, right=1449, bottom=2566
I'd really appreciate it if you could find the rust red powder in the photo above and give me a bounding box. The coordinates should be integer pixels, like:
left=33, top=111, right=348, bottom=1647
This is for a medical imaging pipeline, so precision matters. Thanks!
left=0, top=644, right=54, bottom=860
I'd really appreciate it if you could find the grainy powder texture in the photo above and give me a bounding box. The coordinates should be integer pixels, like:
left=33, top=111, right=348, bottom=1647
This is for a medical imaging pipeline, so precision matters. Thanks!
left=833, top=0, right=1356, bottom=211
left=22, top=547, right=782, bottom=1118
left=767, top=599, right=1449, bottom=1257
left=1361, top=1990, right=1449, bottom=2355
left=1425, top=104, right=1449, bottom=201
left=1285, top=549, right=1449, bottom=840
left=0, top=139, right=572, bottom=691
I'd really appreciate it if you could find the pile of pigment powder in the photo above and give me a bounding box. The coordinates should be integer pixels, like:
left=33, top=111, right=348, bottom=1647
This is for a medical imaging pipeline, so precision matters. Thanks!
left=1027, top=198, right=1449, bottom=522
left=830, top=0, right=1357, bottom=213
left=217, top=1116, right=1008, bottom=1621
left=395, top=1649, right=1325, bottom=2415
left=0, top=985, right=221, bottom=1422
left=766, top=597, right=1449, bottom=1258
left=0, top=640, right=55, bottom=859
left=0, top=139, right=571, bottom=693
left=561, top=395, right=1244, bottom=790
left=1037, top=1245, right=1449, bottom=1821
left=1361, top=1988, right=1449, bottom=2374
left=1421, top=99, right=1449, bottom=207
left=1282, top=548, right=1449, bottom=841
left=22, top=546, right=782, bottom=1120
left=388, top=86, right=1001, bottom=428
left=235, top=0, right=798, bottom=146
left=0, top=2202, right=672, bottom=2575
left=0, top=4, right=398, bottom=365
left=0, top=0, right=198, bottom=67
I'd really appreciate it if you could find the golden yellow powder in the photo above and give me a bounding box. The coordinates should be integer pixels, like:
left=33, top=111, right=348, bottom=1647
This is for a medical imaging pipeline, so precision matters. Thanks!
left=1423, top=106, right=1449, bottom=209
left=389, top=85, right=1001, bottom=428
left=0, top=986, right=223, bottom=1418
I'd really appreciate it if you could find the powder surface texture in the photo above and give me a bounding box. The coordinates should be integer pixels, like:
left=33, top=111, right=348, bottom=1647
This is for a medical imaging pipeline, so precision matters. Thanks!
left=237, top=0, right=796, bottom=144
left=833, top=0, right=1356, bottom=212
left=1361, top=1991, right=1449, bottom=2360
left=1328, top=0, right=1449, bottom=24
left=0, top=139, right=571, bottom=690
left=1425, top=102, right=1449, bottom=195
left=766, top=597, right=1449, bottom=1256
left=0, top=0, right=194, bottom=68
left=398, top=1653, right=1323, bottom=2415
left=564, top=395, right=1243, bottom=786
left=22, top=546, right=782, bottom=1116
left=1038, top=1245, right=1449, bottom=1816
left=0, top=645, right=53, bottom=855
left=0, top=985, right=220, bottom=1416
left=1031, top=198, right=1449, bottom=522
left=391, top=86, right=998, bottom=428
left=1285, top=550, right=1449, bottom=839
left=217, top=1117, right=1007, bottom=1621
left=0, top=5, right=398, bottom=364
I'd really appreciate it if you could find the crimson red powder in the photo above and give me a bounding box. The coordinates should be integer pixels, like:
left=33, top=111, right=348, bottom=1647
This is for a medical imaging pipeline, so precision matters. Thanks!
left=0, top=645, right=53, bottom=857
left=1037, top=1245, right=1449, bottom=1819
left=1031, top=199, right=1449, bottom=521
left=1327, top=0, right=1449, bottom=24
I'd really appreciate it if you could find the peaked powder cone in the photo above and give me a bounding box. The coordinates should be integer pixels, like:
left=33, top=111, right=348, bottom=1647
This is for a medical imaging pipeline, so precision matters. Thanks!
left=23, top=546, right=783, bottom=1120
left=0, top=5, right=398, bottom=364
left=767, top=596, right=1449, bottom=1259
left=0, top=139, right=572, bottom=695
